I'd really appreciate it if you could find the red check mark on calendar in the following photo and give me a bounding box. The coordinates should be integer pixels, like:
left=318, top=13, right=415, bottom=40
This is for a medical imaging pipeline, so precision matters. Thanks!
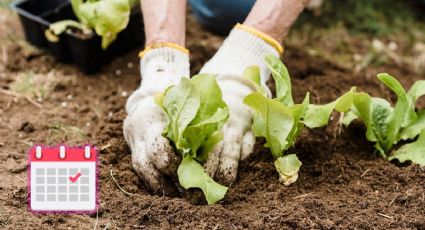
left=69, top=172, right=82, bottom=183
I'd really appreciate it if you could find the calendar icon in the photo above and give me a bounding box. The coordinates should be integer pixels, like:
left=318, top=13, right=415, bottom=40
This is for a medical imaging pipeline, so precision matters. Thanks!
left=28, top=145, right=98, bottom=213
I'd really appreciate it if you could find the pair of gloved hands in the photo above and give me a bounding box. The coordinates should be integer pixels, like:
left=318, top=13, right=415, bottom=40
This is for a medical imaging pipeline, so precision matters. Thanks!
left=123, top=24, right=282, bottom=192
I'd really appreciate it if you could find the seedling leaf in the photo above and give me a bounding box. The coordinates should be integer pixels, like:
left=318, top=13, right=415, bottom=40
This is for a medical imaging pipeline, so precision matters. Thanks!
left=159, top=75, right=229, bottom=204
left=244, top=93, right=294, bottom=158
left=274, top=154, right=302, bottom=186
left=303, top=87, right=355, bottom=129
left=389, top=130, right=425, bottom=166
left=400, top=110, right=425, bottom=140
left=265, top=55, right=294, bottom=106
left=178, top=157, right=228, bottom=204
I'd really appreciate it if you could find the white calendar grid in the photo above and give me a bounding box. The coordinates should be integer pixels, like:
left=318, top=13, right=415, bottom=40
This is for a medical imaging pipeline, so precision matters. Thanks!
left=30, top=161, right=96, bottom=211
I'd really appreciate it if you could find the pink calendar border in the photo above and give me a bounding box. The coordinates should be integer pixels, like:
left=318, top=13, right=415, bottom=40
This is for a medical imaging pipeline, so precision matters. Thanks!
left=27, top=144, right=99, bottom=215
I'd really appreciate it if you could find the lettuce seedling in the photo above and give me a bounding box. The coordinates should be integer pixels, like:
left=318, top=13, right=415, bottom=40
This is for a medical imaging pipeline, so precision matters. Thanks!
left=47, top=0, right=136, bottom=49
left=342, top=74, right=425, bottom=165
left=244, top=55, right=355, bottom=185
left=156, top=75, right=229, bottom=204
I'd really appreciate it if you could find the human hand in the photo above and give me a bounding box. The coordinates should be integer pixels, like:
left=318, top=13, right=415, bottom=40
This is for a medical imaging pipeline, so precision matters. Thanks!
left=123, top=45, right=189, bottom=193
left=200, top=24, right=282, bottom=185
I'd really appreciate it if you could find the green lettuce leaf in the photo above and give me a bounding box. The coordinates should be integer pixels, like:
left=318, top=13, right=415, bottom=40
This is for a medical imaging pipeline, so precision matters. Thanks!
left=242, top=66, right=268, bottom=96
left=342, top=74, right=425, bottom=157
left=274, top=154, right=302, bottom=186
left=161, top=78, right=200, bottom=154
left=78, top=0, right=130, bottom=49
left=244, top=93, right=294, bottom=158
left=47, top=0, right=132, bottom=49
left=242, top=66, right=261, bottom=85
left=389, top=130, right=425, bottom=166
left=71, top=0, right=84, bottom=22
left=286, top=93, right=310, bottom=147
left=195, top=131, right=223, bottom=162
left=341, top=110, right=359, bottom=127
left=406, top=80, right=425, bottom=124
left=303, top=87, right=356, bottom=128
left=400, top=110, right=425, bottom=140
left=265, top=55, right=294, bottom=106
left=178, top=157, right=228, bottom=205
left=182, top=74, right=228, bottom=158
left=377, top=74, right=410, bottom=146
left=159, top=75, right=229, bottom=204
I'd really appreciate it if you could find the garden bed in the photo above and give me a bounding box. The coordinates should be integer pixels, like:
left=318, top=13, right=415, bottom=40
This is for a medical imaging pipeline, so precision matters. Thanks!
left=0, top=5, right=424, bottom=230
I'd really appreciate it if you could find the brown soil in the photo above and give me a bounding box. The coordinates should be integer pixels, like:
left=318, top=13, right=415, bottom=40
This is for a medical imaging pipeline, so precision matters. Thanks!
left=1, top=8, right=424, bottom=230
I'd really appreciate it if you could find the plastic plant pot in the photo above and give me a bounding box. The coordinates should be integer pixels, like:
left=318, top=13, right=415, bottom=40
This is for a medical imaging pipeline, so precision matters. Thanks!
left=12, top=0, right=145, bottom=74
left=39, top=2, right=76, bottom=63
left=66, top=32, right=107, bottom=74
left=65, top=8, right=145, bottom=74
left=11, top=0, right=68, bottom=47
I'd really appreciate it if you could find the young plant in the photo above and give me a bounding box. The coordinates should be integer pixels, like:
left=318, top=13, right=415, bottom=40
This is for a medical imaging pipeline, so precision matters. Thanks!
left=243, top=55, right=355, bottom=185
left=47, top=0, right=136, bottom=49
left=342, top=74, right=425, bottom=165
left=156, top=75, right=229, bottom=204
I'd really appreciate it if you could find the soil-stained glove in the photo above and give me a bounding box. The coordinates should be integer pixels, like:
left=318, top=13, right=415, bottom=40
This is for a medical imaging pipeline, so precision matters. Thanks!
left=123, top=44, right=190, bottom=193
left=200, top=24, right=283, bottom=185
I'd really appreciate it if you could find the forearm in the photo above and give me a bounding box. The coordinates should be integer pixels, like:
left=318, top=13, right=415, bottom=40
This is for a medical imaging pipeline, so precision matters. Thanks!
left=141, top=0, right=186, bottom=46
left=243, top=0, right=309, bottom=43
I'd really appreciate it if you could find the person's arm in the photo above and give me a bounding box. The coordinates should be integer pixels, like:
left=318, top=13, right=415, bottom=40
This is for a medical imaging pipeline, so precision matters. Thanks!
left=243, top=0, right=309, bottom=43
left=142, top=0, right=186, bottom=46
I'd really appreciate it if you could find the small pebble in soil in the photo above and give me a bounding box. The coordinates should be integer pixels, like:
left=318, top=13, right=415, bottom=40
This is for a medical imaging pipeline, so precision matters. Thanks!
left=359, top=201, right=369, bottom=209
left=86, top=122, right=90, bottom=127
left=61, top=102, right=67, bottom=107
left=115, top=69, right=122, bottom=76
left=67, top=94, right=73, bottom=100
left=388, top=41, right=398, bottom=51
left=121, top=91, right=128, bottom=97
left=353, top=54, right=362, bottom=62
left=108, top=112, right=113, bottom=118
left=127, top=62, right=133, bottom=69
left=372, top=39, right=385, bottom=51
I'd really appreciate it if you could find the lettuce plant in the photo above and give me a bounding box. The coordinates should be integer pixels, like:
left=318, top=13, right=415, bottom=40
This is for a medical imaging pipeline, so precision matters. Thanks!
left=156, top=75, right=229, bottom=204
left=342, top=74, right=425, bottom=165
left=244, top=55, right=355, bottom=185
left=47, top=0, right=136, bottom=49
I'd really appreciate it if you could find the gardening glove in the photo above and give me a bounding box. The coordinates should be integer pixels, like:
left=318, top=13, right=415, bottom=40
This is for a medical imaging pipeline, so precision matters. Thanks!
left=200, top=24, right=283, bottom=185
left=123, top=44, right=189, bottom=193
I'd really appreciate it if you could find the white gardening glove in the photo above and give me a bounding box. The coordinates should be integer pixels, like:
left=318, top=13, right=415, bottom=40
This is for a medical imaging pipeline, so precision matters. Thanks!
left=200, top=24, right=282, bottom=185
left=123, top=45, right=190, bottom=193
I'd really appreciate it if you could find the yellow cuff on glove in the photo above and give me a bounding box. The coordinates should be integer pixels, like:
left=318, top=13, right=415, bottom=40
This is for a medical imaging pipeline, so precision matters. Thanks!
left=139, top=42, right=189, bottom=58
left=235, top=23, right=284, bottom=54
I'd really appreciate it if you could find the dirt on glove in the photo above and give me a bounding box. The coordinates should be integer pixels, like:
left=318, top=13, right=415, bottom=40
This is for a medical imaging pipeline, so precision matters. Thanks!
left=0, top=8, right=424, bottom=230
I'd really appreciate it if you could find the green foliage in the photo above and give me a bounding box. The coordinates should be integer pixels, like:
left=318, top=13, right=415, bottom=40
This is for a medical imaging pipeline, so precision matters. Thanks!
left=157, top=75, right=229, bottom=204
left=274, top=154, right=302, bottom=186
left=244, top=55, right=354, bottom=185
left=48, top=0, right=136, bottom=49
left=0, top=0, right=14, bottom=8
left=389, top=130, right=425, bottom=166
left=343, top=74, right=425, bottom=164
left=297, top=0, right=425, bottom=36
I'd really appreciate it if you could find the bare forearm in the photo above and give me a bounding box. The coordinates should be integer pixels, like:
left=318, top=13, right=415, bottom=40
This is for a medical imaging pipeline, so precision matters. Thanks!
left=243, top=0, right=308, bottom=43
left=141, top=0, right=186, bottom=46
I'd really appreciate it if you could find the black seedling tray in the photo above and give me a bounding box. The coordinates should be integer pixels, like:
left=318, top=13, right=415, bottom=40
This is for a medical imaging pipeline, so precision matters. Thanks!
left=12, top=0, right=66, bottom=46
left=12, top=0, right=145, bottom=74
